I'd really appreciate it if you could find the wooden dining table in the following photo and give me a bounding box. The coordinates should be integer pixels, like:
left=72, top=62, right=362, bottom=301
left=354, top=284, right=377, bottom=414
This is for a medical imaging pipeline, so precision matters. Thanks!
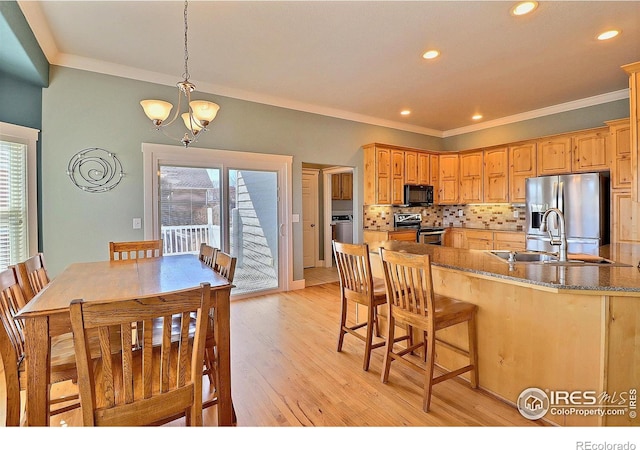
left=16, top=254, right=234, bottom=426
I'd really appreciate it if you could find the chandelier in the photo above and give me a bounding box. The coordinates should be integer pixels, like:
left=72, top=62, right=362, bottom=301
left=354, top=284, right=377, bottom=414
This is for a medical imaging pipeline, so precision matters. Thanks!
left=140, top=0, right=219, bottom=147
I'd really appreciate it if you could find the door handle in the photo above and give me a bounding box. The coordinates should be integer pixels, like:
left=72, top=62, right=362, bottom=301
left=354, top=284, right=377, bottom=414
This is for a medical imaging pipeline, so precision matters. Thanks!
left=279, top=224, right=285, bottom=237
left=310, top=224, right=315, bottom=227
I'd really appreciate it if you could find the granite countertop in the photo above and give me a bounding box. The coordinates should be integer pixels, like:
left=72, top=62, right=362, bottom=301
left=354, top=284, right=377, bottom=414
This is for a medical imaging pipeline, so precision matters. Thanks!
left=368, top=240, right=640, bottom=293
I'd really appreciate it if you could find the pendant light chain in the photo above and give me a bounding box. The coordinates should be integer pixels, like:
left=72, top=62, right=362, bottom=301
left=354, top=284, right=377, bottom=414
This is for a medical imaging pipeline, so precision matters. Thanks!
left=183, top=0, right=190, bottom=82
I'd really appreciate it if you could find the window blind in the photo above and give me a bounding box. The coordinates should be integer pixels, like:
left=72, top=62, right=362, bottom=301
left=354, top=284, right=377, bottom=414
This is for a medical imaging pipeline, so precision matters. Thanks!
left=0, top=140, right=28, bottom=270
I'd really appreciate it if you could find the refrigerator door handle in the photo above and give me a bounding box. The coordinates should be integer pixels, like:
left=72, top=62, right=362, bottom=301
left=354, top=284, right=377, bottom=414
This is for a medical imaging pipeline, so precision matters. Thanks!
left=558, top=181, right=564, bottom=212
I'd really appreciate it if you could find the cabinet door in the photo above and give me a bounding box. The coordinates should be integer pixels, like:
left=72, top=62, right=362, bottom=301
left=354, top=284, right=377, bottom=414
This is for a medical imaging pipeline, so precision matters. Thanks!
left=493, top=231, right=526, bottom=251
left=430, top=154, right=440, bottom=204
left=537, top=136, right=572, bottom=175
left=417, top=152, right=430, bottom=185
left=509, top=142, right=537, bottom=203
left=459, top=151, right=483, bottom=204
left=439, top=154, right=459, bottom=204
left=391, top=150, right=405, bottom=205
left=572, top=129, right=609, bottom=173
left=484, top=147, right=508, bottom=203
left=444, top=229, right=464, bottom=248
left=405, top=151, right=418, bottom=185
left=340, top=173, right=353, bottom=200
left=331, top=174, right=341, bottom=200
left=376, top=148, right=391, bottom=204
left=612, top=190, right=640, bottom=243
left=608, top=120, right=632, bottom=189
left=390, top=230, right=418, bottom=242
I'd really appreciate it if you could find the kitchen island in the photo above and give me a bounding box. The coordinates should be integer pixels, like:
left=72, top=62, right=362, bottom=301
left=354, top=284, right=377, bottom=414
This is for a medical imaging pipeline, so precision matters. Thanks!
left=367, top=240, right=640, bottom=426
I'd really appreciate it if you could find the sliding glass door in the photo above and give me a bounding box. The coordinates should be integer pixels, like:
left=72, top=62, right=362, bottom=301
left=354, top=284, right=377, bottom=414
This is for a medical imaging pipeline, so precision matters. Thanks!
left=146, top=144, right=291, bottom=297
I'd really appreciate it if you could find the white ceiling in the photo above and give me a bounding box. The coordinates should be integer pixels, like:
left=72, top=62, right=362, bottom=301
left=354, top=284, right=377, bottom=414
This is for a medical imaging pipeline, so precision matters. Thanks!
left=19, top=1, right=640, bottom=137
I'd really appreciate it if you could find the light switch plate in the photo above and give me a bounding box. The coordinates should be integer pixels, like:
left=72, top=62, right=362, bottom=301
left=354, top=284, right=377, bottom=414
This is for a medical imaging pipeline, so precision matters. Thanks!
left=133, top=218, right=142, bottom=229
left=292, top=214, right=300, bottom=223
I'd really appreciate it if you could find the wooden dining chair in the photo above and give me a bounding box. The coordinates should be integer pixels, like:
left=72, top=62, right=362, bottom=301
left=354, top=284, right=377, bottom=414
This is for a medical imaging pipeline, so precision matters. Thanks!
left=199, top=243, right=217, bottom=268
left=0, top=267, right=79, bottom=426
left=14, top=252, right=50, bottom=303
left=109, top=239, right=163, bottom=261
left=378, top=248, right=479, bottom=412
left=212, top=250, right=236, bottom=282
left=69, top=283, right=211, bottom=426
left=332, top=240, right=387, bottom=371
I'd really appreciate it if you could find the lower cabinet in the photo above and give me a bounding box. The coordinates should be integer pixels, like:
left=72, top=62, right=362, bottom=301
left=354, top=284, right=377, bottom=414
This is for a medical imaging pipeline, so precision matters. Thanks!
left=444, top=228, right=525, bottom=250
left=611, top=190, right=640, bottom=243
left=363, top=229, right=417, bottom=245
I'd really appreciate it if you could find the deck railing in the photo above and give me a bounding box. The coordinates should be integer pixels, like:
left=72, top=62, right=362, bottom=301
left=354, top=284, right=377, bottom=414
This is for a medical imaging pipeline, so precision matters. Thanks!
left=161, top=225, right=220, bottom=255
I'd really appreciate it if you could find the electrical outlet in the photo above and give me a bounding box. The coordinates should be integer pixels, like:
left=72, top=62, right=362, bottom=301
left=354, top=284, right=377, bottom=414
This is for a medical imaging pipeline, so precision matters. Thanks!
left=458, top=209, right=463, bottom=217
left=133, top=218, right=142, bottom=229
left=513, top=210, right=519, bottom=219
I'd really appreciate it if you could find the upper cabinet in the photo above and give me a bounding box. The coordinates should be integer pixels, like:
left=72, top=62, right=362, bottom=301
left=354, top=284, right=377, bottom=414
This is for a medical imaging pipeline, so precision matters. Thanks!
left=606, top=119, right=632, bottom=189
left=622, top=61, right=640, bottom=202
left=332, top=172, right=353, bottom=200
left=439, top=153, right=459, bottom=204
left=483, top=147, right=508, bottom=203
left=363, top=143, right=436, bottom=205
left=509, top=141, right=536, bottom=203
left=459, top=150, right=483, bottom=203
left=537, top=135, right=572, bottom=176
left=429, top=154, right=440, bottom=204
left=572, top=128, right=610, bottom=173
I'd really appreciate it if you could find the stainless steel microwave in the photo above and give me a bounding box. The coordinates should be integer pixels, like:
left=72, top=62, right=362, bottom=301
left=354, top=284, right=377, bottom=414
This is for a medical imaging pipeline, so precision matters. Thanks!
left=404, top=184, right=434, bottom=206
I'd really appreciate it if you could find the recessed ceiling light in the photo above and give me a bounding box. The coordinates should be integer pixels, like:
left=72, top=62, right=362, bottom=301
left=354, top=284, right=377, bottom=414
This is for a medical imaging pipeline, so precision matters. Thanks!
left=511, top=1, right=538, bottom=16
left=422, top=50, right=440, bottom=60
left=597, top=29, right=620, bottom=41
left=400, top=110, right=411, bottom=116
left=472, top=114, right=483, bottom=121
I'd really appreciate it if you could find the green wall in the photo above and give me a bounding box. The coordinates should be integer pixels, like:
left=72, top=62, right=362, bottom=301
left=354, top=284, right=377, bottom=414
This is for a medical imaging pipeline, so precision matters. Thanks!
left=41, top=66, right=443, bottom=279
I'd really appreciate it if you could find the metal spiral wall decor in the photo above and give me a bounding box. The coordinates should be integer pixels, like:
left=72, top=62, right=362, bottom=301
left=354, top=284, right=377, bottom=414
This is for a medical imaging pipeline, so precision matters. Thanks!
left=67, top=148, right=124, bottom=193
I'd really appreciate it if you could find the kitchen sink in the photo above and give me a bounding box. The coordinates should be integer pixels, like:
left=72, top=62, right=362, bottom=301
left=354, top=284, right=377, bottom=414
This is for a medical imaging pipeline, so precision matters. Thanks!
left=488, top=250, right=629, bottom=266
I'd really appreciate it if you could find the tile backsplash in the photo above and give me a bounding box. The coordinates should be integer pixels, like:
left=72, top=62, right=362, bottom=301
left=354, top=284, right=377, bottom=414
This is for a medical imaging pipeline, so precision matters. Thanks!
left=363, top=204, right=526, bottom=231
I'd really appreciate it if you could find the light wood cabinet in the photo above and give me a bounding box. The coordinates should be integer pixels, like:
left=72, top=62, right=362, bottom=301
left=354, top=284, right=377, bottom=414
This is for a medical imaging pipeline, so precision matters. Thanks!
left=438, top=153, right=459, bottom=205
left=363, top=144, right=391, bottom=205
left=404, top=151, right=418, bottom=185
left=363, top=229, right=417, bottom=244
left=537, top=135, right=572, bottom=175
left=417, top=152, right=431, bottom=185
left=444, top=228, right=465, bottom=248
left=606, top=119, right=632, bottom=189
left=611, top=190, right=640, bottom=243
left=331, top=172, right=353, bottom=200
left=622, top=61, right=640, bottom=202
left=443, top=229, right=526, bottom=250
left=459, top=151, right=483, bottom=204
left=465, top=230, right=493, bottom=250
left=509, top=141, right=536, bottom=203
left=572, top=128, right=609, bottom=173
left=429, top=154, right=439, bottom=204
left=391, top=150, right=405, bottom=205
left=483, top=147, right=508, bottom=203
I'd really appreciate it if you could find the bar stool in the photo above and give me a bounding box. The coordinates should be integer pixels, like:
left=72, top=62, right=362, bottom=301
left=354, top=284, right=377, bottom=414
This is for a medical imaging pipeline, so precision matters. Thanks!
left=379, top=248, right=479, bottom=412
left=332, top=240, right=387, bottom=371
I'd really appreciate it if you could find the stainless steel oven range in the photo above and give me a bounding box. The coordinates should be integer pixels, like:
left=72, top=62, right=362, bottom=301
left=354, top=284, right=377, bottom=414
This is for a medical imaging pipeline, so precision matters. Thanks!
left=393, top=213, right=445, bottom=245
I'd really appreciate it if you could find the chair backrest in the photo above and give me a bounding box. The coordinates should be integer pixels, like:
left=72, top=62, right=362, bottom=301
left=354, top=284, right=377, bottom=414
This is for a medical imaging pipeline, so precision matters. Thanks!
left=14, top=253, right=50, bottom=302
left=379, top=248, right=435, bottom=328
left=69, top=283, right=211, bottom=426
left=198, top=243, right=217, bottom=268
left=332, top=240, right=375, bottom=304
left=213, top=251, right=236, bottom=283
left=109, top=240, right=163, bottom=261
left=0, top=267, right=27, bottom=362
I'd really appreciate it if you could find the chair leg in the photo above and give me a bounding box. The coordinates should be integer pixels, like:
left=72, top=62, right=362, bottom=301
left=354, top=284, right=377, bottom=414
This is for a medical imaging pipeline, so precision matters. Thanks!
left=337, top=293, right=348, bottom=352
left=363, top=303, right=376, bottom=371
left=204, top=346, right=217, bottom=387
left=373, top=305, right=381, bottom=338
left=380, top=316, right=395, bottom=383
left=423, top=328, right=436, bottom=413
left=468, top=314, right=479, bottom=389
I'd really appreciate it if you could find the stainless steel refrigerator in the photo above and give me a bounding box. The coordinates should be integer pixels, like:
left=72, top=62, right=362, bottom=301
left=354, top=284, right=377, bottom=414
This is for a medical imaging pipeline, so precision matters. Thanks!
left=525, top=173, right=609, bottom=254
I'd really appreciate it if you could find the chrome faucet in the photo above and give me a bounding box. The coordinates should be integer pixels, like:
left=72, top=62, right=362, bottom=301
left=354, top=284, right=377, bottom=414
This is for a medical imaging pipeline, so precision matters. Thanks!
left=540, top=207, right=568, bottom=262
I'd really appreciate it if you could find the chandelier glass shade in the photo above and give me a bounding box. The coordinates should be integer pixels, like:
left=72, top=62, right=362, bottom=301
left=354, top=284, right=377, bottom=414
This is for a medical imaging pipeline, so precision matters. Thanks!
left=140, top=1, right=219, bottom=147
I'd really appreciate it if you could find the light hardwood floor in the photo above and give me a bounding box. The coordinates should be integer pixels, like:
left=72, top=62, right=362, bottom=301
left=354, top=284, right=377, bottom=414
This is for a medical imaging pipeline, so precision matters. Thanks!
left=1, top=282, right=544, bottom=427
